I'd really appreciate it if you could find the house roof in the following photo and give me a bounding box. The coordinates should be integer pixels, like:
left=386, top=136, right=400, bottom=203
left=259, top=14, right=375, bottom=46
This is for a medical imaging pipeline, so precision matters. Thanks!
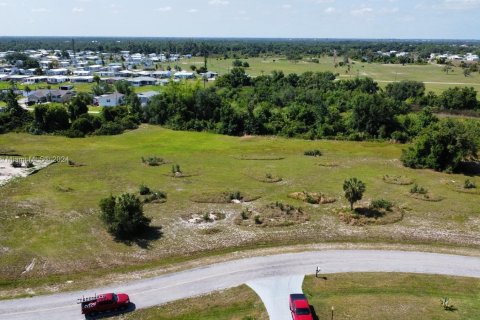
left=99, top=92, right=124, bottom=99
left=138, top=91, right=160, bottom=98
left=129, top=76, right=157, bottom=82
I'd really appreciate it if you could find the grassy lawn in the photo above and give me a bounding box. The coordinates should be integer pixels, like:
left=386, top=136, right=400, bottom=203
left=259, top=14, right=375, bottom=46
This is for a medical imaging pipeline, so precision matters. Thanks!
left=113, top=285, right=267, bottom=320
left=0, top=125, right=479, bottom=295
left=304, top=273, right=480, bottom=320
left=175, top=56, right=480, bottom=94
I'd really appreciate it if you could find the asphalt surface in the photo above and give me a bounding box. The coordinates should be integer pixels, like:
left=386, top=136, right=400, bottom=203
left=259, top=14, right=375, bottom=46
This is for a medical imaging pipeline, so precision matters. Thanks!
left=248, top=275, right=304, bottom=320
left=1, top=250, right=480, bottom=320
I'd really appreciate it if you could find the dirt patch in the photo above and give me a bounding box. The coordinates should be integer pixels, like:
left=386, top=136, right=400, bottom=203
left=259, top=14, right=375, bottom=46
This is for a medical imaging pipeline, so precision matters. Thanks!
left=409, top=193, right=444, bottom=202
left=235, top=202, right=309, bottom=227
left=317, top=162, right=339, bottom=168
left=382, top=175, right=414, bottom=185
left=244, top=172, right=282, bottom=183
left=288, top=191, right=336, bottom=204
left=0, top=158, right=55, bottom=187
left=190, top=191, right=261, bottom=204
left=339, top=206, right=404, bottom=226
left=182, top=211, right=227, bottom=224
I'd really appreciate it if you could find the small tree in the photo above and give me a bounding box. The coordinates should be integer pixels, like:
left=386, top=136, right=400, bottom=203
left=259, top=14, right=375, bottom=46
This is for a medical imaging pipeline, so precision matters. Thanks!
left=343, top=178, right=366, bottom=210
left=99, top=193, right=151, bottom=239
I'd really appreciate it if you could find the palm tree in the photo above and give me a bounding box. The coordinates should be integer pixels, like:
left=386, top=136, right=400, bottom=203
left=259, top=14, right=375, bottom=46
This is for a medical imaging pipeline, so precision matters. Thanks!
left=343, top=178, right=366, bottom=210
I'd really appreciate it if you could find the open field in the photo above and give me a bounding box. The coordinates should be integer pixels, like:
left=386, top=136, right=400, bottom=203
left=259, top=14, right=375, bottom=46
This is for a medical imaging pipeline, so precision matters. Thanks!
left=0, top=125, right=479, bottom=294
left=175, top=56, right=480, bottom=94
left=112, top=273, right=480, bottom=320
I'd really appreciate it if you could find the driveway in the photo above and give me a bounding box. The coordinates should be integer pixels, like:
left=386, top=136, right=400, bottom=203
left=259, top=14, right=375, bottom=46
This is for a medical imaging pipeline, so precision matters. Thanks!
left=1, top=250, right=480, bottom=320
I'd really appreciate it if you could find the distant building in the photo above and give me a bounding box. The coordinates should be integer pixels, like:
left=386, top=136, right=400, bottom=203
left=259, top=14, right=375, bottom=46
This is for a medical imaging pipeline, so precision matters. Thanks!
left=174, top=71, right=195, bottom=80
left=27, top=89, right=75, bottom=104
left=128, top=76, right=157, bottom=87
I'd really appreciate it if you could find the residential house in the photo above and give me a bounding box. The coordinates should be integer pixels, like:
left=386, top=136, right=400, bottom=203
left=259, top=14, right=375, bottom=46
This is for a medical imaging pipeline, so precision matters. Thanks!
left=174, top=71, right=195, bottom=80
left=95, top=92, right=124, bottom=107
left=25, top=76, right=48, bottom=85
left=47, top=76, right=70, bottom=84
left=27, top=89, right=75, bottom=104
left=128, top=76, right=157, bottom=87
left=70, top=76, right=94, bottom=83
left=47, top=68, right=69, bottom=76
left=137, top=91, right=160, bottom=107
left=152, top=70, right=172, bottom=78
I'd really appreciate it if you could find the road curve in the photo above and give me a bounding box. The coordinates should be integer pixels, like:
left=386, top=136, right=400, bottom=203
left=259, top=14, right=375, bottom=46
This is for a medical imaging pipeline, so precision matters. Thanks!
left=1, top=250, right=480, bottom=320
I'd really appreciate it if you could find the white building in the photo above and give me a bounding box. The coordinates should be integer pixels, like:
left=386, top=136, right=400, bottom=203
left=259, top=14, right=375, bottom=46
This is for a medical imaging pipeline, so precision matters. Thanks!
left=96, top=92, right=124, bottom=107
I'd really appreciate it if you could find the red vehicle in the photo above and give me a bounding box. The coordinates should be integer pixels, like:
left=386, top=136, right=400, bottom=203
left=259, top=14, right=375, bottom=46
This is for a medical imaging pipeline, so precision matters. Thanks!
left=78, top=292, right=130, bottom=316
left=289, top=293, right=313, bottom=320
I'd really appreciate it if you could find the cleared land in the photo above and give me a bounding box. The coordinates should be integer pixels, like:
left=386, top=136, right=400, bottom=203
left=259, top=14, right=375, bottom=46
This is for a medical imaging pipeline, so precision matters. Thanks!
left=111, top=273, right=480, bottom=320
left=0, top=125, right=479, bottom=294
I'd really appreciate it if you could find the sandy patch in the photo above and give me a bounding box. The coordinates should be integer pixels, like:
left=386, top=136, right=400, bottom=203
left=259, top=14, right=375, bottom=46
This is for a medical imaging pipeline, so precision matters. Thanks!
left=0, top=158, right=55, bottom=187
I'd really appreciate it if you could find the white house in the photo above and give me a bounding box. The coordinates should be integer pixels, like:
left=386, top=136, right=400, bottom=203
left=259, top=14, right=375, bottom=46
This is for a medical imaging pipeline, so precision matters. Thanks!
left=96, top=92, right=124, bottom=107
left=25, top=76, right=48, bottom=85
left=128, top=76, right=157, bottom=87
left=152, top=70, right=172, bottom=78
left=174, top=71, right=195, bottom=80
left=70, top=76, right=94, bottom=83
left=137, top=91, right=160, bottom=107
left=73, top=70, right=92, bottom=76
left=47, top=68, right=68, bottom=76
left=47, top=76, right=70, bottom=84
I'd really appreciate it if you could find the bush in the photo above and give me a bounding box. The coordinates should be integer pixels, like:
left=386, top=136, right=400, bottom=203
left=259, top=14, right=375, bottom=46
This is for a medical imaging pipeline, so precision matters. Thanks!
left=410, top=184, right=428, bottom=195
left=464, top=179, right=476, bottom=189
left=10, top=160, right=22, bottom=168
left=304, top=149, right=322, bottom=157
left=26, top=161, right=34, bottom=168
left=64, top=129, right=85, bottom=138
left=142, top=156, right=164, bottom=166
left=99, top=193, right=151, bottom=239
left=229, top=191, right=243, bottom=201
left=94, top=122, right=124, bottom=136
left=144, top=191, right=167, bottom=203
left=139, top=184, right=151, bottom=195
left=370, top=199, right=393, bottom=211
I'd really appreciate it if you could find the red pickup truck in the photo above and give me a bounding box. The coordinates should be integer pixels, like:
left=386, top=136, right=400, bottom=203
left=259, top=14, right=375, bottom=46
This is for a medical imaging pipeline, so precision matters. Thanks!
left=289, top=293, right=313, bottom=320
left=78, top=292, right=130, bottom=316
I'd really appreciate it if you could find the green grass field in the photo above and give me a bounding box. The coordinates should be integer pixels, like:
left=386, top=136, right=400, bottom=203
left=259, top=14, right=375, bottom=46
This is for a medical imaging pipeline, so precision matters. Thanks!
left=112, top=273, right=480, bottom=320
left=0, top=125, right=479, bottom=296
left=173, top=56, right=480, bottom=94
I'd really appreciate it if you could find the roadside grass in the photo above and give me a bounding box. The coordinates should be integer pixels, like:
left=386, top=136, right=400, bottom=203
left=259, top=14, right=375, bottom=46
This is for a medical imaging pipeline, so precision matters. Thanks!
left=0, top=125, right=480, bottom=294
left=110, top=273, right=480, bottom=320
left=304, top=273, right=480, bottom=320
left=177, top=56, right=480, bottom=94
left=113, top=285, right=267, bottom=320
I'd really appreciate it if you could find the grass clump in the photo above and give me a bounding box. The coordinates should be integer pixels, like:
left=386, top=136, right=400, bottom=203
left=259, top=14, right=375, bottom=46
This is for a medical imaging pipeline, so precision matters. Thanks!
left=141, top=156, right=165, bottom=166
left=369, top=199, right=393, bottom=211
left=191, top=191, right=260, bottom=204
left=235, top=202, right=309, bottom=227
left=10, top=160, right=22, bottom=168
left=410, top=184, right=428, bottom=195
left=464, top=179, right=476, bottom=189
left=382, top=174, right=413, bottom=185
left=289, top=191, right=336, bottom=204
left=144, top=191, right=167, bottom=203
left=304, top=149, right=322, bottom=157
left=139, top=184, right=151, bottom=195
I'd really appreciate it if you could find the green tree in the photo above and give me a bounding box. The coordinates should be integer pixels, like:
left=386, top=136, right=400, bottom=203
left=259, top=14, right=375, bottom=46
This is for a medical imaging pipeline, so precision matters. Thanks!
left=99, top=193, right=151, bottom=239
left=401, top=119, right=477, bottom=172
left=385, top=80, right=425, bottom=101
left=67, top=92, right=91, bottom=121
left=438, top=87, right=478, bottom=110
left=343, top=178, right=366, bottom=210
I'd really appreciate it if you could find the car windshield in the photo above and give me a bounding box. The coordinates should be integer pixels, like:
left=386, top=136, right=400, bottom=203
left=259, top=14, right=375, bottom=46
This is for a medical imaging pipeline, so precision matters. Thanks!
left=296, top=308, right=311, bottom=315
left=112, top=294, right=118, bottom=303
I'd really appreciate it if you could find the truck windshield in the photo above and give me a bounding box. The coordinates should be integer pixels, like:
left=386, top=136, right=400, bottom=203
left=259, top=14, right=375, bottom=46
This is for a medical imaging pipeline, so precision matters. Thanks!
left=296, top=308, right=311, bottom=315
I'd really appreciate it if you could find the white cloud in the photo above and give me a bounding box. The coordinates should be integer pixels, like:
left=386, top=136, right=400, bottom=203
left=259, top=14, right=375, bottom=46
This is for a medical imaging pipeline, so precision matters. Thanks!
left=282, top=4, right=292, bottom=9
left=208, top=0, right=229, bottom=5
left=188, top=8, right=198, bottom=13
left=379, top=7, right=399, bottom=14
left=350, top=7, right=373, bottom=16
left=156, top=6, right=172, bottom=12
left=72, top=7, right=85, bottom=13
left=31, top=8, right=50, bottom=13
left=316, top=0, right=335, bottom=3
left=324, top=6, right=336, bottom=13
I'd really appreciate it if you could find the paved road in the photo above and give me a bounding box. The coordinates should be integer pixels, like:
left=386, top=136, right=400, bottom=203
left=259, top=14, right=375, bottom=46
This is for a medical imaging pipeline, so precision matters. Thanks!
left=1, top=250, right=480, bottom=320
left=248, top=275, right=304, bottom=320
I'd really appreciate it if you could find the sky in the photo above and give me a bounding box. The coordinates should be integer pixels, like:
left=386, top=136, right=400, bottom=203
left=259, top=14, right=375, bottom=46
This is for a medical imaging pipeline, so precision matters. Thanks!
left=0, top=0, right=479, bottom=39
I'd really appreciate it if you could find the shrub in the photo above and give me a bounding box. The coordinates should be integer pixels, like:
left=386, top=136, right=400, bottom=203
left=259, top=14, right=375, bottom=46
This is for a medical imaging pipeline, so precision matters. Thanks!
left=26, top=161, right=34, bottom=168
left=230, top=191, right=243, bottom=201
left=464, top=179, right=476, bottom=189
left=254, top=215, right=263, bottom=225
left=94, top=122, right=124, bottom=136
left=139, top=184, right=151, bottom=195
left=304, top=149, right=322, bottom=157
left=370, top=199, right=393, bottom=211
left=99, top=193, right=151, bottom=239
left=144, top=191, right=167, bottom=203
left=410, top=184, right=428, bottom=195
left=142, top=156, right=164, bottom=166
left=64, top=128, right=85, bottom=138
left=10, top=160, right=22, bottom=168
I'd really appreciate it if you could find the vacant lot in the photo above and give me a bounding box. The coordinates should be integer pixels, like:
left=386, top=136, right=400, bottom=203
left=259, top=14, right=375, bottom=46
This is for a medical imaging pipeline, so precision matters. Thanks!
left=0, top=125, right=479, bottom=293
